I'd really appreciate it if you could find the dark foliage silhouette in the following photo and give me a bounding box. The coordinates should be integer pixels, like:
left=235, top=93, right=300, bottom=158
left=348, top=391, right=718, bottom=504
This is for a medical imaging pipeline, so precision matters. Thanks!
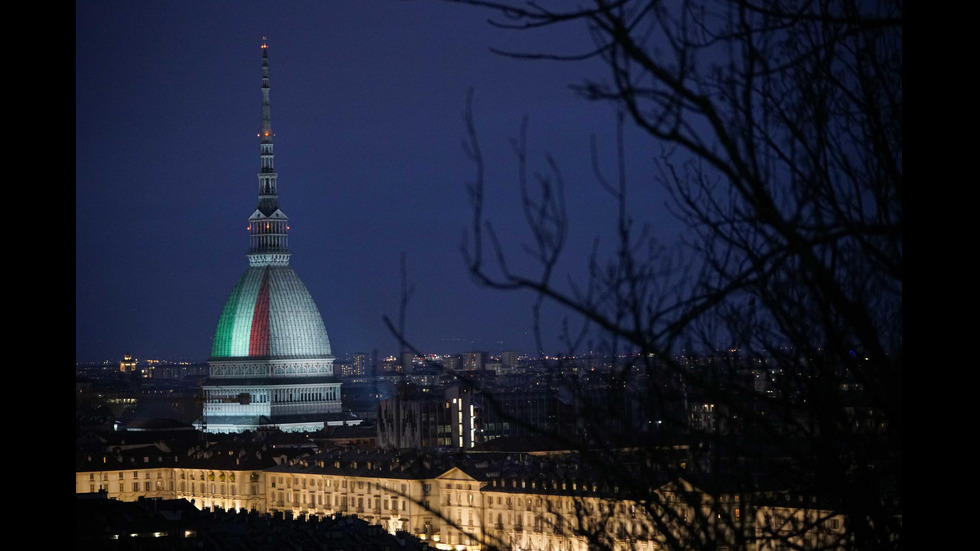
left=442, top=1, right=902, bottom=549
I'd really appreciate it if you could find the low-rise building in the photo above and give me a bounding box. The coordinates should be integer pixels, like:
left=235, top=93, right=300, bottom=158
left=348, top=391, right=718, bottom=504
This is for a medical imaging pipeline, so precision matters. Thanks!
left=78, top=445, right=854, bottom=550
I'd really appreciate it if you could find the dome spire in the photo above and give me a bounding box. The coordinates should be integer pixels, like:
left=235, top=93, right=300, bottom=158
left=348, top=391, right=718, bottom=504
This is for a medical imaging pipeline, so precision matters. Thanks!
left=260, top=38, right=273, bottom=147
left=248, top=38, right=290, bottom=267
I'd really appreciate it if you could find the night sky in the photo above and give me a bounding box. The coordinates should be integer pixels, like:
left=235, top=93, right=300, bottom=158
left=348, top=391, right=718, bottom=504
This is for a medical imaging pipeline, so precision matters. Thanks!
left=76, top=1, right=672, bottom=363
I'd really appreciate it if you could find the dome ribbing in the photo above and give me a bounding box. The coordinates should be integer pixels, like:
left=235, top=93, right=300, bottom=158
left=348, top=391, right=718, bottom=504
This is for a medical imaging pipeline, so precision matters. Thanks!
left=211, top=265, right=332, bottom=359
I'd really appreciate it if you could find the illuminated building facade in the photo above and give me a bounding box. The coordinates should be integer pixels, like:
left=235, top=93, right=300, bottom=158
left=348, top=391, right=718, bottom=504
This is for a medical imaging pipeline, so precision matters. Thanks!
left=378, top=385, right=570, bottom=450
left=120, top=354, right=137, bottom=373
left=77, top=456, right=269, bottom=515
left=462, top=351, right=488, bottom=372
left=76, top=448, right=850, bottom=551
left=338, top=352, right=369, bottom=377
left=378, top=384, right=478, bottom=449
left=200, top=42, right=340, bottom=433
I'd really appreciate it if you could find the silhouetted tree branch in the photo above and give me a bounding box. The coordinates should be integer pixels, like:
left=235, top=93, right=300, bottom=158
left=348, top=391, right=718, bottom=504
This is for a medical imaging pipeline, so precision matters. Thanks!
left=455, top=0, right=901, bottom=549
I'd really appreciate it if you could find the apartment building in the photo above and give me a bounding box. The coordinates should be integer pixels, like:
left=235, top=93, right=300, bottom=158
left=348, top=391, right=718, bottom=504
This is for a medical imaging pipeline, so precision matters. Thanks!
left=77, top=447, right=849, bottom=550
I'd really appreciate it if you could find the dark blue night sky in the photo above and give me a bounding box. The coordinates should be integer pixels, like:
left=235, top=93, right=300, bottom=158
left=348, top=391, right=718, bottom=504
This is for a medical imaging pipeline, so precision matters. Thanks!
left=76, top=1, right=672, bottom=362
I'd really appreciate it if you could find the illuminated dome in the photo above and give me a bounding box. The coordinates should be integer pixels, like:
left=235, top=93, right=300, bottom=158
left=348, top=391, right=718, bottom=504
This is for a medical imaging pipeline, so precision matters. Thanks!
left=210, top=264, right=332, bottom=360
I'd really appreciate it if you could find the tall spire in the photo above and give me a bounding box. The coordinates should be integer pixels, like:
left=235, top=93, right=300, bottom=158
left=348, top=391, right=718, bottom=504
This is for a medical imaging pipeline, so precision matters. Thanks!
left=248, top=38, right=290, bottom=267
left=260, top=38, right=273, bottom=149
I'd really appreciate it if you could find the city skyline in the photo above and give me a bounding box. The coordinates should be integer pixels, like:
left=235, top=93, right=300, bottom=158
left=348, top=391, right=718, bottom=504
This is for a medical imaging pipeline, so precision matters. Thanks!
left=76, top=2, right=670, bottom=362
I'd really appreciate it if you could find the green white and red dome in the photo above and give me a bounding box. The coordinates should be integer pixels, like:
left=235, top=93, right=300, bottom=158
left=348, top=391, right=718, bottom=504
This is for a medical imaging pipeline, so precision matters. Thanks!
left=211, top=264, right=332, bottom=360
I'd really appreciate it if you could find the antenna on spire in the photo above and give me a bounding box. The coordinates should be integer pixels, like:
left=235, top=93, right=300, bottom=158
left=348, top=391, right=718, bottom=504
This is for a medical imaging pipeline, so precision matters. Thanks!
left=261, top=36, right=268, bottom=49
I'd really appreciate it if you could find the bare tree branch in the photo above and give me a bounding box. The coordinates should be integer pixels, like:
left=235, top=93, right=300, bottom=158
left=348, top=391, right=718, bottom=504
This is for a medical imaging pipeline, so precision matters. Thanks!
left=451, top=0, right=901, bottom=549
